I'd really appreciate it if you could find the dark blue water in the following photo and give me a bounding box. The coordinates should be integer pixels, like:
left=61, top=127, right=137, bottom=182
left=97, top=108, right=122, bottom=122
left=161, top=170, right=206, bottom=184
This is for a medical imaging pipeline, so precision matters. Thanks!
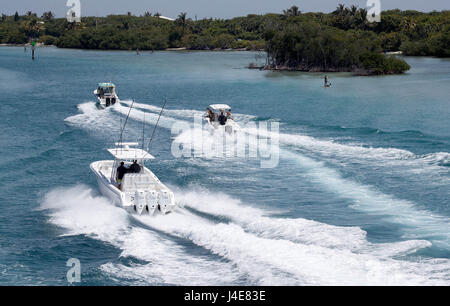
left=0, top=46, right=449, bottom=285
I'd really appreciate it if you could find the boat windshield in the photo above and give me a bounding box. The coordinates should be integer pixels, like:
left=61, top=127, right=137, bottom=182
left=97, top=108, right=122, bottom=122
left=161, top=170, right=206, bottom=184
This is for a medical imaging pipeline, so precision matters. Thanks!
left=97, top=83, right=115, bottom=94
left=208, top=104, right=231, bottom=113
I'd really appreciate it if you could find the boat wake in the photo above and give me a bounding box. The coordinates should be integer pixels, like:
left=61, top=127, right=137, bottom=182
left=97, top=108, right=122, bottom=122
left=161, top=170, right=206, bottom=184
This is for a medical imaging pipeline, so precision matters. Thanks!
left=282, top=149, right=450, bottom=250
left=64, top=101, right=450, bottom=250
left=67, top=101, right=449, bottom=170
left=245, top=126, right=450, bottom=172
left=64, top=102, right=121, bottom=140
left=39, top=185, right=245, bottom=285
left=122, top=100, right=257, bottom=125
left=41, top=185, right=450, bottom=285
left=175, top=187, right=429, bottom=255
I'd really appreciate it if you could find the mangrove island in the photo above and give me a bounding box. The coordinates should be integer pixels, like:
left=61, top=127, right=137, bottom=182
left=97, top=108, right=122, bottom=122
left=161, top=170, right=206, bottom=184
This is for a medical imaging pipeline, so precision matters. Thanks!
left=1, top=5, right=449, bottom=75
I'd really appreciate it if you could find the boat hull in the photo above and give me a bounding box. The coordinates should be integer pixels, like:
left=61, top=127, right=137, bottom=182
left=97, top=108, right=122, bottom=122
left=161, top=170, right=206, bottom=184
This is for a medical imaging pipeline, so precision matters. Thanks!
left=96, top=96, right=120, bottom=108
left=205, top=118, right=239, bottom=134
left=93, top=89, right=119, bottom=108
left=90, top=161, right=176, bottom=215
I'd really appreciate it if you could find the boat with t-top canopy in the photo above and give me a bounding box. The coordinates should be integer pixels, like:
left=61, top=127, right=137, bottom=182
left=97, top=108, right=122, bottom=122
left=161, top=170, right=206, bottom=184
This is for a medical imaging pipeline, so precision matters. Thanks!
left=204, top=104, right=240, bottom=134
left=90, top=142, right=176, bottom=215
left=93, top=83, right=119, bottom=108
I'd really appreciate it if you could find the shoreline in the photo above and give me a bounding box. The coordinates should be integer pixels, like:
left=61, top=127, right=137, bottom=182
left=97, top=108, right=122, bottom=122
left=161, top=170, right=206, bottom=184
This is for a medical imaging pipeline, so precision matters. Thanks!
left=0, top=45, right=410, bottom=75
left=250, top=64, right=407, bottom=76
left=0, top=43, right=263, bottom=52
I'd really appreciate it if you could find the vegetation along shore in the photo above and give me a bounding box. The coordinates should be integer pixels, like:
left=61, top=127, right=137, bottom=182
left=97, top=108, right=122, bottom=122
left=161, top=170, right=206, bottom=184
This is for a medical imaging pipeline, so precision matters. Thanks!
left=1, top=5, right=449, bottom=75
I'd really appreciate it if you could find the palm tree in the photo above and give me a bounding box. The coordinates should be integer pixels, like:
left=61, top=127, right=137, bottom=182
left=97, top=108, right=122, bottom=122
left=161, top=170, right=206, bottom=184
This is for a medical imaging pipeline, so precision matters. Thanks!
left=359, top=9, right=368, bottom=22
left=333, top=4, right=346, bottom=16
left=283, top=6, right=301, bottom=17
left=41, top=11, right=54, bottom=21
left=177, top=12, right=187, bottom=24
left=144, top=11, right=152, bottom=17
left=356, top=8, right=368, bottom=29
left=350, top=5, right=358, bottom=16
left=177, top=12, right=188, bottom=35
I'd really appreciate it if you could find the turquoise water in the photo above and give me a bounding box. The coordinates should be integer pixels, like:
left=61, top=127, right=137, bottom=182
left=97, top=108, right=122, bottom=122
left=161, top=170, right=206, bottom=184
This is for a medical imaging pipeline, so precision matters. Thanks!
left=0, top=46, right=449, bottom=285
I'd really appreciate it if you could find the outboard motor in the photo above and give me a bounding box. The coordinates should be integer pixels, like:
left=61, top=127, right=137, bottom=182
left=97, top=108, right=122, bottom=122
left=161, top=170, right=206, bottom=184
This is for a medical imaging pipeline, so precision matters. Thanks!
left=225, top=125, right=233, bottom=134
left=159, top=190, right=174, bottom=214
left=146, top=191, right=158, bottom=215
left=135, top=190, right=146, bottom=215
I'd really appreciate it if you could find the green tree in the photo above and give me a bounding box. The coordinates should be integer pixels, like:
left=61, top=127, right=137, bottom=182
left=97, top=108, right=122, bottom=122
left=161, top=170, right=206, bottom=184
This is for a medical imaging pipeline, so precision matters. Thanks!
left=42, top=11, right=54, bottom=21
left=333, top=4, right=346, bottom=16
left=283, top=6, right=301, bottom=17
left=22, top=19, right=45, bottom=38
left=176, top=12, right=188, bottom=35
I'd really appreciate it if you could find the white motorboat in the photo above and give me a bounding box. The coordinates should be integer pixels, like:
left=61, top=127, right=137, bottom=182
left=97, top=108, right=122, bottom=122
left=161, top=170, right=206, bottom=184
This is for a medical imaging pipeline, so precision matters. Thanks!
left=93, top=83, right=119, bottom=108
left=205, top=104, right=240, bottom=134
left=90, top=142, right=176, bottom=215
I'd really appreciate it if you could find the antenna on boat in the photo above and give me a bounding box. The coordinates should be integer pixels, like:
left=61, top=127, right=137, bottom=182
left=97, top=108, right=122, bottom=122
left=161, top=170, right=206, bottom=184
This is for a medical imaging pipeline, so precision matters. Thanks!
left=147, top=98, right=167, bottom=152
left=141, top=111, right=146, bottom=151
left=118, top=99, right=134, bottom=150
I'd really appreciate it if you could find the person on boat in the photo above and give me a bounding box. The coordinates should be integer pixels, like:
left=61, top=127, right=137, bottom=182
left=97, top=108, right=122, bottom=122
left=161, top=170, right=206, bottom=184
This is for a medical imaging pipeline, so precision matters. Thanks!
left=324, top=75, right=329, bottom=87
left=206, top=108, right=214, bottom=121
left=116, top=162, right=128, bottom=190
left=226, top=109, right=232, bottom=120
left=218, top=111, right=227, bottom=125
left=130, top=160, right=141, bottom=173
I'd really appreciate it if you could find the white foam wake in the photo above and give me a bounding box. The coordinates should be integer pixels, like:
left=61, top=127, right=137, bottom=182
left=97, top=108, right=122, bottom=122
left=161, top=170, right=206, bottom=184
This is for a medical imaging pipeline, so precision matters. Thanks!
left=64, top=102, right=449, bottom=251
left=421, top=152, right=450, bottom=167
left=64, top=102, right=183, bottom=142
left=117, top=105, right=449, bottom=250
left=66, top=101, right=449, bottom=172
left=170, top=126, right=449, bottom=249
left=64, top=102, right=124, bottom=141
left=122, top=100, right=257, bottom=125
left=282, top=150, right=450, bottom=249
left=246, top=126, right=450, bottom=171
left=137, top=208, right=449, bottom=285
left=175, top=188, right=433, bottom=257
left=123, top=101, right=445, bottom=168
left=39, top=185, right=450, bottom=285
left=112, top=102, right=188, bottom=130
left=39, top=185, right=244, bottom=285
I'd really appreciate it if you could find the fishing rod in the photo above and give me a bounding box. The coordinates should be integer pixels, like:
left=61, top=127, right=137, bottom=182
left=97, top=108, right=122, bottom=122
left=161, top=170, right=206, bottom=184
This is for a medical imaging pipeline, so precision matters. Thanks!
left=118, top=99, right=135, bottom=148
left=147, top=99, right=167, bottom=152
left=141, top=111, right=146, bottom=151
